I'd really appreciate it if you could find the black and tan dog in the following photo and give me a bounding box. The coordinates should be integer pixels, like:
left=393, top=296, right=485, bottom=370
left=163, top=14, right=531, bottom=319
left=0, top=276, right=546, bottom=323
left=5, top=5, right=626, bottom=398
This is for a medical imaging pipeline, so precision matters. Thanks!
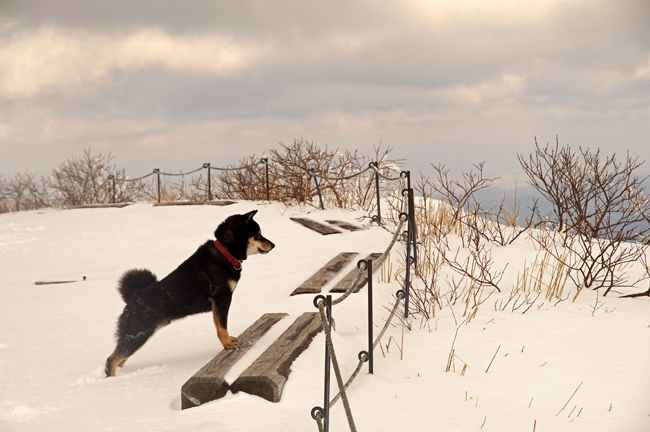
left=105, top=210, right=274, bottom=377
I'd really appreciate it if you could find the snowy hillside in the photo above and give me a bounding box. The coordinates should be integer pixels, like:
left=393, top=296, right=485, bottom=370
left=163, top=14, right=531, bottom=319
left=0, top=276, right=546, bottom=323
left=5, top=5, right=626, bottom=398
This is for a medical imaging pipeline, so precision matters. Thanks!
left=1, top=202, right=649, bottom=432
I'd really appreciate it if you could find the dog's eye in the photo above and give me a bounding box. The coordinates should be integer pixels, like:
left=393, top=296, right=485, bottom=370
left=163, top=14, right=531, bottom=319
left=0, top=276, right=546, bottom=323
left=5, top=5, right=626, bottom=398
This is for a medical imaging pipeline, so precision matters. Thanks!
left=254, top=232, right=261, bottom=240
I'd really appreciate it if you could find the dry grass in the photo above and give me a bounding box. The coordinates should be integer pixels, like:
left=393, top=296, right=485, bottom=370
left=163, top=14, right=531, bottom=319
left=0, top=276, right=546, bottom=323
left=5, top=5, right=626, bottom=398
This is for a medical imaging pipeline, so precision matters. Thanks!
left=515, top=250, right=571, bottom=301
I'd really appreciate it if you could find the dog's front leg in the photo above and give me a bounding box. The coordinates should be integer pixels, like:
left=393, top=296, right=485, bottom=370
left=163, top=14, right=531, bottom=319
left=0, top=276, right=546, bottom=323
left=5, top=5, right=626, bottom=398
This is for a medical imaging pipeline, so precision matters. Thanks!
left=209, top=297, right=239, bottom=350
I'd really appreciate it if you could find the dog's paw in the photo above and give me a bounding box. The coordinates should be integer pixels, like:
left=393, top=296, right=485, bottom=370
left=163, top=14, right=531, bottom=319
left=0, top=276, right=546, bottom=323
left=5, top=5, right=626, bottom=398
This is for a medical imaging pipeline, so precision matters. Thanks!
left=223, top=337, right=240, bottom=350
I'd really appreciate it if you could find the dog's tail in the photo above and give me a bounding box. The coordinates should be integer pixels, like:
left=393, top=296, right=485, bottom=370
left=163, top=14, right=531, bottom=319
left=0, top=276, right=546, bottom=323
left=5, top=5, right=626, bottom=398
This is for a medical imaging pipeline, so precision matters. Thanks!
left=117, top=268, right=158, bottom=303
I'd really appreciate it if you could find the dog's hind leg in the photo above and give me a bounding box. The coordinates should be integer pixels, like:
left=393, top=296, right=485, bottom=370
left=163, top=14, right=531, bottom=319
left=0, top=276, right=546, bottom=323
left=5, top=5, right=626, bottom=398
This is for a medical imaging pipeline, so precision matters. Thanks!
left=105, top=350, right=129, bottom=378
left=105, top=310, right=162, bottom=377
left=105, top=328, right=157, bottom=377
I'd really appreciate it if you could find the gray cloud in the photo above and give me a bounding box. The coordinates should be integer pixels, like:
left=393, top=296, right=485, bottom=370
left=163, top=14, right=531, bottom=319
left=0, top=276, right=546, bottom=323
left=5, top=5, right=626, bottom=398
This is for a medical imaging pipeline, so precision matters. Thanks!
left=1, top=0, right=648, bottom=183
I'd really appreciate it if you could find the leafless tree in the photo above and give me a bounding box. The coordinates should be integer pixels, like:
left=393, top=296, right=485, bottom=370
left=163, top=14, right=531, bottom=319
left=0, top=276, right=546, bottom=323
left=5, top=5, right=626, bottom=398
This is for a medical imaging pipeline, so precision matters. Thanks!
left=519, top=137, right=650, bottom=295
left=428, top=162, right=498, bottom=223
left=50, top=148, right=145, bottom=206
left=1, top=172, right=37, bottom=211
left=470, top=188, right=538, bottom=246
left=621, top=254, right=650, bottom=298
left=216, top=155, right=269, bottom=201
left=400, top=166, right=518, bottom=326
left=438, top=241, right=507, bottom=293
left=215, top=139, right=402, bottom=211
left=0, top=174, right=7, bottom=212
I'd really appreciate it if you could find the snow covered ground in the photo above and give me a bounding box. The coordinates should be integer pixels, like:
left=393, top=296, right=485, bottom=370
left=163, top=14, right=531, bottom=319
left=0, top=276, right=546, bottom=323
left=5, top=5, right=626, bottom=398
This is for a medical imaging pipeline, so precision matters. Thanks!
left=1, top=201, right=649, bottom=431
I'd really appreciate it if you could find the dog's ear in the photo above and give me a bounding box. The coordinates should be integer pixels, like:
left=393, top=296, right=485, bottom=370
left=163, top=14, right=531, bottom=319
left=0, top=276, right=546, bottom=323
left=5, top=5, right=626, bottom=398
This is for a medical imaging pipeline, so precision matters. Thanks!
left=243, top=210, right=258, bottom=222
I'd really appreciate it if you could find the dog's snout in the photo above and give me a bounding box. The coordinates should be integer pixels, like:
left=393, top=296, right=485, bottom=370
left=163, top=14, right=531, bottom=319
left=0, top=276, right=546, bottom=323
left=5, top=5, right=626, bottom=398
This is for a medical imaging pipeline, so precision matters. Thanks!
left=259, top=238, right=274, bottom=253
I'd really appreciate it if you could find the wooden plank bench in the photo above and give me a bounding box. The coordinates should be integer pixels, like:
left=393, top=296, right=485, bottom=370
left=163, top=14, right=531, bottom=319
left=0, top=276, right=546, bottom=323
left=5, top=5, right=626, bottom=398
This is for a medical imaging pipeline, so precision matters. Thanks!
left=290, top=217, right=341, bottom=235
left=230, top=312, right=323, bottom=402
left=290, top=252, right=358, bottom=296
left=329, top=252, right=382, bottom=293
left=181, top=313, right=287, bottom=409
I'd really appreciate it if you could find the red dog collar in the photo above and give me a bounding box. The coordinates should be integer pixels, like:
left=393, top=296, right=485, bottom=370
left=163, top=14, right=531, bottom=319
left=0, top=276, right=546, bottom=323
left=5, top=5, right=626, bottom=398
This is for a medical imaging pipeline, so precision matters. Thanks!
left=213, top=239, right=242, bottom=270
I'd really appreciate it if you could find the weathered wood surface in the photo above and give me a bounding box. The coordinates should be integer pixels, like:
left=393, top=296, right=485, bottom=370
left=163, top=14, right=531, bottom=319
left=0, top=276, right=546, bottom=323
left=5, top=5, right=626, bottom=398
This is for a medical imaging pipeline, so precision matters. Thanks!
left=181, top=313, right=288, bottom=409
left=329, top=252, right=382, bottom=293
left=69, top=203, right=130, bottom=209
left=290, top=252, right=358, bottom=296
left=230, top=312, right=323, bottom=402
left=289, top=217, right=341, bottom=235
left=154, top=200, right=236, bottom=207
left=325, top=220, right=363, bottom=231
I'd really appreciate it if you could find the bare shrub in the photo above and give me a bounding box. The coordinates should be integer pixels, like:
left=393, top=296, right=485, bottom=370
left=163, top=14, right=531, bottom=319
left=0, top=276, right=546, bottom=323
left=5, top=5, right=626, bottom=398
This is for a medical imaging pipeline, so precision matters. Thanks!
left=154, top=170, right=212, bottom=202
left=50, top=148, right=146, bottom=206
left=1, top=172, right=38, bottom=211
left=216, top=155, right=269, bottom=201
left=471, top=188, right=538, bottom=246
left=215, top=139, right=402, bottom=212
left=428, top=162, right=496, bottom=224
left=400, top=166, right=520, bottom=326
left=188, top=173, right=214, bottom=201
left=518, top=138, right=650, bottom=296
left=0, top=174, right=6, bottom=212
left=442, top=242, right=507, bottom=293
left=31, top=175, right=55, bottom=209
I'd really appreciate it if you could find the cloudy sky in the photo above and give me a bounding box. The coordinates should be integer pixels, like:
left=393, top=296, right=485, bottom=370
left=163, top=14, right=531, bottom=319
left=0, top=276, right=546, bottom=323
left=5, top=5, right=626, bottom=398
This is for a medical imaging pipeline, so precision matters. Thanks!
left=1, top=0, right=649, bottom=187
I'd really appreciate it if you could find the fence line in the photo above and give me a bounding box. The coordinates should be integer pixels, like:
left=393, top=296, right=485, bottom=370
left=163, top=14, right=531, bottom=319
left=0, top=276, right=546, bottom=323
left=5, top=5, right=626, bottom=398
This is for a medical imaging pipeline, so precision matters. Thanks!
left=1, top=155, right=405, bottom=213
left=310, top=180, right=417, bottom=431
left=99, top=158, right=401, bottom=205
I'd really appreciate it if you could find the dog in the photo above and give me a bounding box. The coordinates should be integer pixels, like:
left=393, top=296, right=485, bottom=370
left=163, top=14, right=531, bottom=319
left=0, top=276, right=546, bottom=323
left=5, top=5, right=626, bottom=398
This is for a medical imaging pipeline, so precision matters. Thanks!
left=105, top=210, right=274, bottom=377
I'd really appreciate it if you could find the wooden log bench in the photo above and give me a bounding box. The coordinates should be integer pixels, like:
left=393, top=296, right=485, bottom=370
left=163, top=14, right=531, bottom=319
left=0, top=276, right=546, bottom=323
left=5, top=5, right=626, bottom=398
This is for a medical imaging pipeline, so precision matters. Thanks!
left=181, top=312, right=322, bottom=408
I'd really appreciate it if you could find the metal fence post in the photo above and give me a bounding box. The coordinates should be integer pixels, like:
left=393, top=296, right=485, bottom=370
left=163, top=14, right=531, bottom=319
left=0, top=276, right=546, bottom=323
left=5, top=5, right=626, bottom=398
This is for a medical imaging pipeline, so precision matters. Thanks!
left=309, top=168, right=325, bottom=210
left=402, top=206, right=411, bottom=318
left=366, top=260, right=374, bottom=374
left=261, top=158, right=270, bottom=201
left=312, top=294, right=332, bottom=432
left=407, top=186, right=418, bottom=270
left=203, top=163, right=212, bottom=201
left=324, top=295, right=332, bottom=431
left=30, top=189, right=38, bottom=210
left=154, top=169, right=161, bottom=203
left=109, top=175, right=116, bottom=203
left=399, top=170, right=417, bottom=318
left=370, top=162, right=381, bottom=224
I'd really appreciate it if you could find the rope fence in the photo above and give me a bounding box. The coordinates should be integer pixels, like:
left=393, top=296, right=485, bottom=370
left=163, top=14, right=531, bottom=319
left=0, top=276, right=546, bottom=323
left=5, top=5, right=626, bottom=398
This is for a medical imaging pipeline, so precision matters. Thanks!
left=7, top=157, right=404, bottom=220
left=142, top=158, right=402, bottom=209
left=2, top=148, right=408, bottom=215
left=310, top=179, right=417, bottom=432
